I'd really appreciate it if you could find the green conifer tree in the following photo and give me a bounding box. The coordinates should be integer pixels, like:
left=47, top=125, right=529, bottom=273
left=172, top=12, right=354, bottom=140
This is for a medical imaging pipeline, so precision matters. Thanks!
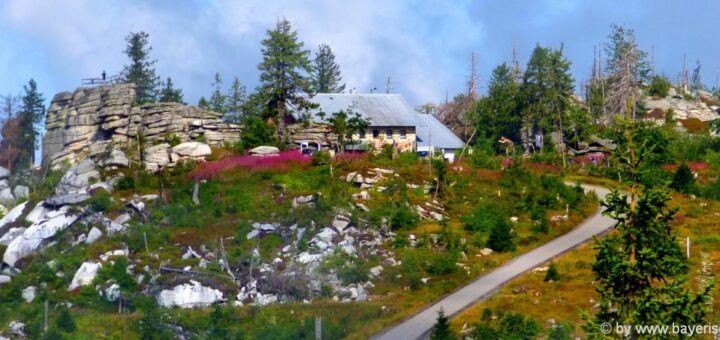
left=583, top=119, right=714, bottom=337
left=257, top=19, right=315, bottom=140
left=122, top=32, right=160, bottom=105
left=312, top=44, right=345, bottom=93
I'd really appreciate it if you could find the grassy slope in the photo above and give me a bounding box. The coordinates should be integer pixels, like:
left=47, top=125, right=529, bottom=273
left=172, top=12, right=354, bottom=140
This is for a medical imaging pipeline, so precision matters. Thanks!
left=451, top=191, right=720, bottom=338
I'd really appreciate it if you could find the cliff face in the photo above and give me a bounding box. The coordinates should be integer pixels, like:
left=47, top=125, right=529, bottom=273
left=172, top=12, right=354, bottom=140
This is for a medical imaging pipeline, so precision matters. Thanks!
left=43, top=83, right=241, bottom=168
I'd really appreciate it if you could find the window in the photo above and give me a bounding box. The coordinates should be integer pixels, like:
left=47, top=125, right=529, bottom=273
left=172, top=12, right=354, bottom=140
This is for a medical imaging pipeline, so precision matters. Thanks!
left=359, top=129, right=366, bottom=139
left=386, top=129, right=393, bottom=138
left=372, top=129, right=379, bottom=138
left=399, top=129, right=406, bottom=139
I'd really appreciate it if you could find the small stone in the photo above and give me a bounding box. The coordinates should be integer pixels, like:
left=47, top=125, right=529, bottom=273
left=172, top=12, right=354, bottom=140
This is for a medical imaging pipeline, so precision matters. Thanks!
left=86, top=227, right=103, bottom=244
left=22, top=286, right=37, bottom=303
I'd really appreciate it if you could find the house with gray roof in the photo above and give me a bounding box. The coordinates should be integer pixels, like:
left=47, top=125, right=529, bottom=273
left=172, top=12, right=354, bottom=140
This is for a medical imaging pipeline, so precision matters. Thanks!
left=289, top=93, right=464, bottom=160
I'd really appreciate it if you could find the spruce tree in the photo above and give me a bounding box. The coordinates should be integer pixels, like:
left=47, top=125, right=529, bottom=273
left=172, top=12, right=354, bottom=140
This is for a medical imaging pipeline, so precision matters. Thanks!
left=198, top=97, right=210, bottom=110
left=257, top=19, right=315, bottom=140
left=122, top=31, right=160, bottom=105
left=18, top=79, right=45, bottom=168
left=56, top=307, right=76, bottom=332
left=430, top=309, right=456, bottom=340
left=604, top=25, right=649, bottom=120
left=209, top=72, right=226, bottom=113
left=158, top=77, right=184, bottom=104
left=224, top=77, right=246, bottom=123
left=690, top=60, right=705, bottom=94
left=313, top=44, right=345, bottom=93
left=671, top=163, right=694, bottom=194
left=486, top=219, right=516, bottom=252
left=472, top=63, right=520, bottom=142
left=583, top=119, right=714, bottom=337
left=544, top=263, right=560, bottom=282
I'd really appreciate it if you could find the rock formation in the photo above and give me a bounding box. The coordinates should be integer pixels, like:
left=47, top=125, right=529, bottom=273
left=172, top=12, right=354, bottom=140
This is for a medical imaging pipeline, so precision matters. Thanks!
left=642, top=88, right=720, bottom=123
left=43, top=83, right=241, bottom=169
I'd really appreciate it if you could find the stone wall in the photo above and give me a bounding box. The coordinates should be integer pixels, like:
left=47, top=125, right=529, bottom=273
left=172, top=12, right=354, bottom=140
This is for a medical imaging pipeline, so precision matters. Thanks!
left=43, top=83, right=241, bottom=168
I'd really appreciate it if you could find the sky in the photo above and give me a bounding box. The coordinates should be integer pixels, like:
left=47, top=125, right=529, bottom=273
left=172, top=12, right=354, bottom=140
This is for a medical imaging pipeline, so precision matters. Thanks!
left=1, top=0, right=719, bottom=109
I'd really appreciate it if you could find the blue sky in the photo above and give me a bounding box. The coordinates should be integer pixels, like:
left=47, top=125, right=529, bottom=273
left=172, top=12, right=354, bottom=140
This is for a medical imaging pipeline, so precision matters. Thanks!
left=1, top=0, right=719, bottom=108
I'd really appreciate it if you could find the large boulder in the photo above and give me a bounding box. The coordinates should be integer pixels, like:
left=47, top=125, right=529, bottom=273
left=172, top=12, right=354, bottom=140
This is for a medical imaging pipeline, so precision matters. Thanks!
left=157, top=280, right=224, bottom=308
left=68, top=261, right=102, bottom=291
left=172, top=142, right=212, bottom=158
left=3, top=206, right=78, bottom=267
left=55, top=159, right=100, bottom=195
left=0, top=167, right=9, bottom=179
left=249, top=146, right=279, bottom=157
left=144, top=143, right=171, bottom=172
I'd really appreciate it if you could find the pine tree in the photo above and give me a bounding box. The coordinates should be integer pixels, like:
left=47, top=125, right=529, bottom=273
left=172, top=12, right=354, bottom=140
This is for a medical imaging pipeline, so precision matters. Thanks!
left=224, top=77, right=247, bottom=123
left=258, top=19, right=315, bottom=140
left=17, top=79, right=45, bottom=168
left=158, top=77, right=184, bottom=104
left=122, top=31, right=160, bottom=105
left=486, top=219, right=515, bottom=252
left=430, top=309, right=456, bottom=340
left=582, top=119, right=714, bottom=337
left=209, top=72, right=226, bottom=113
left=313, top=44, right=345, bottom=93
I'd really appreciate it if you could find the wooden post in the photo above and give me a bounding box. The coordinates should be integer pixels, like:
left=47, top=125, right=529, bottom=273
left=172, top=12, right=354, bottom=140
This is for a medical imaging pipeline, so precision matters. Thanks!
left=143, top=232, right=149, bottom=253
left=44, top=300, right=48, bottom=333
left=315, top=316, right=322, bottom=340
left=687, top=237, right=690, bottom=258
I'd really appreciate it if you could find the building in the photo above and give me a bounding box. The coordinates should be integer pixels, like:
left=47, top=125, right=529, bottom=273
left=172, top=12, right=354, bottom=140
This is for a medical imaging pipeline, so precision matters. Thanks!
left=290, top=93, right=464, bottom=160
left=415, top=113, right=465, bottom=162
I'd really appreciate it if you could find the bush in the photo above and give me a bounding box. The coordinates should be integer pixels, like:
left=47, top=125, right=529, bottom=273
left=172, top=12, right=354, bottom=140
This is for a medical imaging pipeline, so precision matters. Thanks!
left=464, top=202, right=505, bottom=233
left=88, top=189, right=112, bottom=212
left=312, top=150, right=331, bottom=166
left=430, top=309, right=456, bottom=340
left=426, top=251, right=459, bottom=275
left=648, top=75, right=671, bottom=98
left=390, top=206, right=419, bottom=230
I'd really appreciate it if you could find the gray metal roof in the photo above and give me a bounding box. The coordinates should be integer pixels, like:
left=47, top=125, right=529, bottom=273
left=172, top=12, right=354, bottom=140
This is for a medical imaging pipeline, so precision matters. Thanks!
left=415, top=113, right=465, bottom=149
left=294, top=94, right=418, bottom=127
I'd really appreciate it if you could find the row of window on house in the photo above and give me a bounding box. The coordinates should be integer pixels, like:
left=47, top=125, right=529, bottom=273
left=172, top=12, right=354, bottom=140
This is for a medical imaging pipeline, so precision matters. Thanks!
left=358, top=128, right=408, bottom=140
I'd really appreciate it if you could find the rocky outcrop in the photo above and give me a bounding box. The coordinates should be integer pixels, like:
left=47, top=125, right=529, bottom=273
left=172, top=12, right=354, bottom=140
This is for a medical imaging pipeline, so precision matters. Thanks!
left=642, top=92, right=720, bottom=122
left=3, top=205, right=78, bottom=267
left=43, top=83, right=241, bottom=169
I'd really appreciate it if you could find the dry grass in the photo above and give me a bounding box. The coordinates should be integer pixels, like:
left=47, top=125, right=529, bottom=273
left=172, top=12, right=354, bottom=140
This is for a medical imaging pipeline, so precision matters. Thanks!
left=450, top=189, right=720, bottom=338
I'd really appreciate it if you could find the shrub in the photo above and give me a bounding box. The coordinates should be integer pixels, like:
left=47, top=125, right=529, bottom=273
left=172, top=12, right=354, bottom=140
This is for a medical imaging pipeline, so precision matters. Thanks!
left=88, top=189, right=111, bottom=212
left=464, top=202, right=505, bottom=233
left=425, top=251, right=459, bottom=275
left=312, top=150, right=331, bottom=166
left=390, top=206, right=419, bottom=230
left=680, top=118, right=707, bottom=134
left=648, top=75, right=671, bottom=98
left=337, top=261, right=369, bottom=284
left=544, top=263, right=560, bottom=282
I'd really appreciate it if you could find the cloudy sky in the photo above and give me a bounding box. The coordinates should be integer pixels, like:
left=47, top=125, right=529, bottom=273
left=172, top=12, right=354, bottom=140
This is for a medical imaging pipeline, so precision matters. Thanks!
left=1, top=0, right=719, bottom=108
